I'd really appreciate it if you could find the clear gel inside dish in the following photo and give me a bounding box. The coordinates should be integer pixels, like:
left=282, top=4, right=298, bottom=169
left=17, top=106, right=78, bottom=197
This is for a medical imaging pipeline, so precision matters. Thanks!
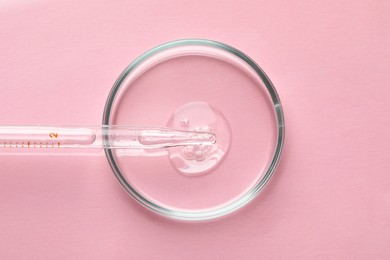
left=167, top=102, right=231, bottom=176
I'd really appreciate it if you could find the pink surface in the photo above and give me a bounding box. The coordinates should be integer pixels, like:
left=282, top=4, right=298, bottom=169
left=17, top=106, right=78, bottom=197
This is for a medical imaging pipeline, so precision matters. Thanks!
left=0, top=0, right=389, bottom=259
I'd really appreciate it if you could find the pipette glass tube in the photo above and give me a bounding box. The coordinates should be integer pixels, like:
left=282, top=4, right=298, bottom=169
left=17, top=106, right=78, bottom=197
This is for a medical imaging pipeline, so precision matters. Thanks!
left=0, top=125, right=216, bottom=151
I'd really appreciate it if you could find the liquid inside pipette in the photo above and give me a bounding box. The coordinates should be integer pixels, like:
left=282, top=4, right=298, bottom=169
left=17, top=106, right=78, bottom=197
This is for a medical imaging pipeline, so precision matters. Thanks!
left=0, top=126, right=216, bottom=150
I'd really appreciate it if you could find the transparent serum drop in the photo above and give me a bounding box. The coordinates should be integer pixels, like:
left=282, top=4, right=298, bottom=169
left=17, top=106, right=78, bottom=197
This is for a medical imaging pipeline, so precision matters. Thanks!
left=167, top=102, right=231, bottom=176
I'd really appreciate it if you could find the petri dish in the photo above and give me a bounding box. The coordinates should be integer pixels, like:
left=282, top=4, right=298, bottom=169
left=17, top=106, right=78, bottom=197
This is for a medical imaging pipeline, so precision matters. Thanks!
left=103, top=39, right=284, bottom=221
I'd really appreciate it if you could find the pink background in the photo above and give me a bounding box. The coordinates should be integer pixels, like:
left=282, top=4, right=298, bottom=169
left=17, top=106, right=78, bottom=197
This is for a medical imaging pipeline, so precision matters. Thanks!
left=0, top=0, right=389, bottom=259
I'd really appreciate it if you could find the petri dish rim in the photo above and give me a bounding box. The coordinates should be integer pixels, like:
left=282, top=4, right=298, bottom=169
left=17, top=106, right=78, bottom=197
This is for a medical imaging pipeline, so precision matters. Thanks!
left=102, top=39, right=285, bottom=221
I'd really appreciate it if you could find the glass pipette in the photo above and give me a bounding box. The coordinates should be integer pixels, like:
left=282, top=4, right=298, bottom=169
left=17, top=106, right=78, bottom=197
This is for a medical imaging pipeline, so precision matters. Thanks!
left=0, top=125, right=216, bottom=151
